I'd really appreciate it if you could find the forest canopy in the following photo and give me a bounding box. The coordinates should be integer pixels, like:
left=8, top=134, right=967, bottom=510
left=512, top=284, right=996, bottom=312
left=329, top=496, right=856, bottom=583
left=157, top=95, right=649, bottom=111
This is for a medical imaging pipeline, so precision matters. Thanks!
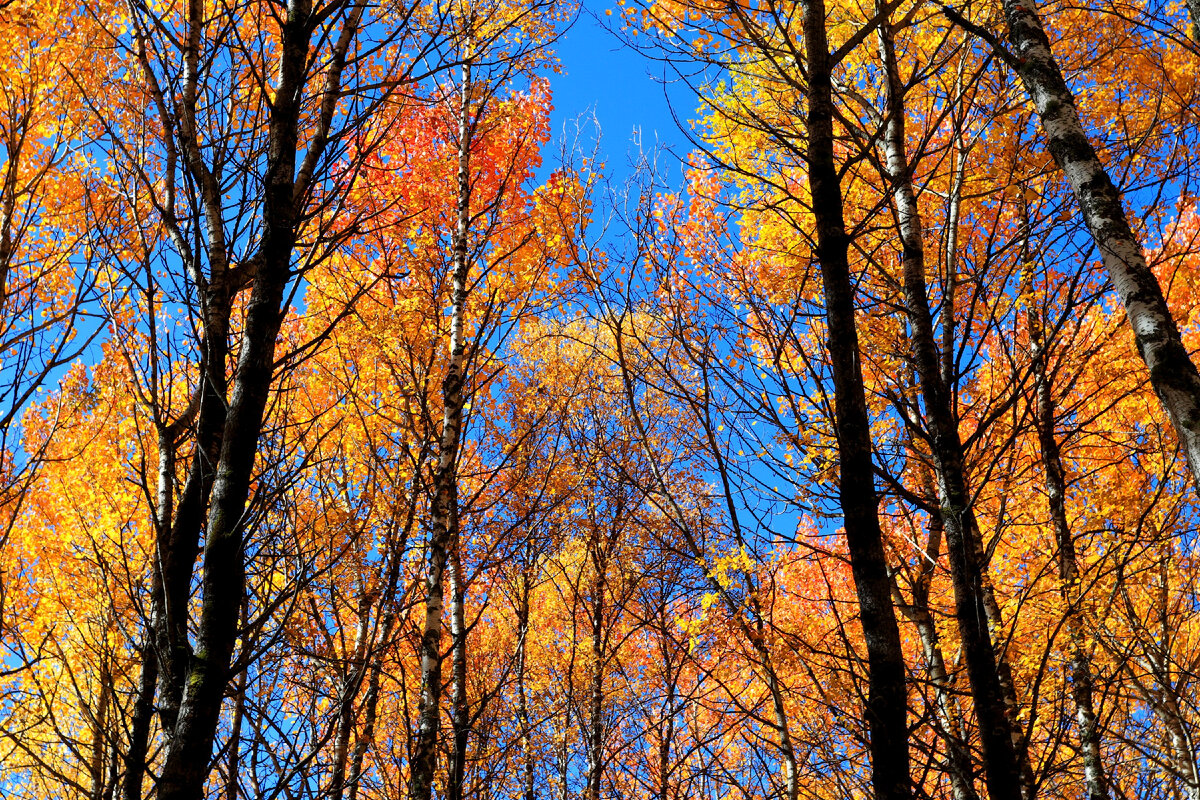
left=1, top=1, right=1200, bottom=799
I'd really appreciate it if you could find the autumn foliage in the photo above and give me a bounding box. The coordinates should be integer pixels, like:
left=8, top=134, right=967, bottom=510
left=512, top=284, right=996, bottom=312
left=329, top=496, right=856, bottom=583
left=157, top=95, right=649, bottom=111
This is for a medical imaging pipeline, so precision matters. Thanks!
left=1, top=0, right=1200, bottom=799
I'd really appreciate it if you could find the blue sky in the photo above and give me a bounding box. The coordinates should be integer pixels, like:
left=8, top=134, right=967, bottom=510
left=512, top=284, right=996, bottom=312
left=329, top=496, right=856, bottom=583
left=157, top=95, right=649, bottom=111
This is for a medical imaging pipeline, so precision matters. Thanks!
left=545, top=10, right=698, bottom=179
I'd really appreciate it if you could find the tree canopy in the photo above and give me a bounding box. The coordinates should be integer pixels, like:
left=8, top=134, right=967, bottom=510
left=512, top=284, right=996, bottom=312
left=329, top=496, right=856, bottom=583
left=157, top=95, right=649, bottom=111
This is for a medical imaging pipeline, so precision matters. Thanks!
left=1, top=1, right=1200, bottom=799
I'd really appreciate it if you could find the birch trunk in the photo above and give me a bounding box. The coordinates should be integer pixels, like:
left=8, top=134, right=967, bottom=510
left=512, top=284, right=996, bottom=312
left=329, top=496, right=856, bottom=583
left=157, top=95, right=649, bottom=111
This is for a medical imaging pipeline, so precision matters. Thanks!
left=876, top=14, right=1028, bottom=799
left=1003, top=0, right=1200, bottom=492
left=447, top=544, right=470, bottom=800
left=407, top=56, right=473, bottom=800
left=1160, top=694, right=1200, bottom=800
left=1186, top=0, right=1200, bottom=43
left=1021, top=256, right=1109, bottom=799
left=894, top=510, right=980, bottom=800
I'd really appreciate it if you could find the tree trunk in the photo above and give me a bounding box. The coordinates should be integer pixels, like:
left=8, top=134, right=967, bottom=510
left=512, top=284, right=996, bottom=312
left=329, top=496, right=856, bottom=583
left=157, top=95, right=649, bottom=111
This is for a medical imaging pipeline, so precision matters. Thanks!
left=799, top=2, right=913, bottom=797
left=346, top=628, right=385, bottom=800
left=516, top=574, right=536, bottom=800
left=1186, top=0, right=1200, bottom=43
left=657, top=674, right=676, bottom=800
left=1159, top=693, right=1200, bottom=800
left=766, top=660, right=799, bottom=800
left=123, top=591, right=161, bottom=795
left=1035, top=369, right=1108, bottom=800
left=1001, top=0, right=1200, bottom=492
left=894, top=510, right=980, bottom=800
left=157, top=316, right=230, bottom=737
left=346, top=483, right=421, bottom=800
left=584, top=541, right=607, bottom=800
left=447, top=544, right=470, bottom=800
left=910, top=604, right=980, bottom=800
left=876, top=14, right=1027, bottom=800
left=329, top=594, right=373, bottom=800
left=407, top=56, right=473, bottom=800
left=89, top=660, right=113, bottom=800
left=1022, top=258, right=1108, bottom=800
left=153, top=3, right=363, bottom=796
left=122, top=636, right=158, bottom=800
left=225, top=660, right=248, bottom=800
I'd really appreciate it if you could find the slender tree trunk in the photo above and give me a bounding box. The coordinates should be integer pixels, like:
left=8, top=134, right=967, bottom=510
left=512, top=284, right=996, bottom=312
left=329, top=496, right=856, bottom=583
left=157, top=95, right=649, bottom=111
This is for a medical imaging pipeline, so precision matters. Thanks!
left=226, top=660, right=247, bottom=800
left=122, top=636, right=158, bottom=800
left=136, top=0, right=237, bottom=737
left=516, top=575, right=536, bottom=800
left=910, top=604, right=980, bottom=800
left=447, top=543, right=470, bottom=800
left=585, top=542, right=607, bottom=800
left=1108, top=573, right=1200, bottom=800
left=558, top=724, right=570, bottom=800
left=876, top=14, right=1026, bottom=800
left=998, top=0, right=1200, bottom=491
left=124, top=508, right=169, bottom=800
left=347, top=485, right=420, bottom=800
left=798, top=2, right=913, bottom=797
left=345, top=596, right=397, bottom=800
left=766, top=660, right=799, bottom=800
left=346, top=630, right=385, bottom=800
left=1159, top=693, right=1200, bottom=800
left=346, top=596, right=399, bottom=800
left=1034, top=369, right=1108, bottom=800
left=1021, top=256, right=1109, bottom=800
left=157, top=318, right=230, bottom=736
left=973, top=549, right=1036, bottom=798
left=894, top=510, right=980, bottom=800
left=657, top=673, right=676, bottom=800
left=408, top=56, right=473, bottom=800
left=329, top=594, right=373, bottom=800
left=104, top=731, right=120, bottom=800
left=940, top=135, right=966, bottom=391
left=90, top=661, right=113, bottom=800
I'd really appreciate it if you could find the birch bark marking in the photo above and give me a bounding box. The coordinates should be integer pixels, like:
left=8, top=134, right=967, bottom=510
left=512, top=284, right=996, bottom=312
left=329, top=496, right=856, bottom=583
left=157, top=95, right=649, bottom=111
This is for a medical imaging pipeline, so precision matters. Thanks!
left=407, top=53, right=474, bottom=800
left=1185, top=0, right=1200, bottom=43
left=1002, top=0, right=1200, bottom=492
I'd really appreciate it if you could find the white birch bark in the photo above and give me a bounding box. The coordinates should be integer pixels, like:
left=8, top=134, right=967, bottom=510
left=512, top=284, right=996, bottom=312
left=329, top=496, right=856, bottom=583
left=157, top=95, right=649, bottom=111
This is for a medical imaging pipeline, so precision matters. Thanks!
left=1003, top=0, right=1200, bottom=492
